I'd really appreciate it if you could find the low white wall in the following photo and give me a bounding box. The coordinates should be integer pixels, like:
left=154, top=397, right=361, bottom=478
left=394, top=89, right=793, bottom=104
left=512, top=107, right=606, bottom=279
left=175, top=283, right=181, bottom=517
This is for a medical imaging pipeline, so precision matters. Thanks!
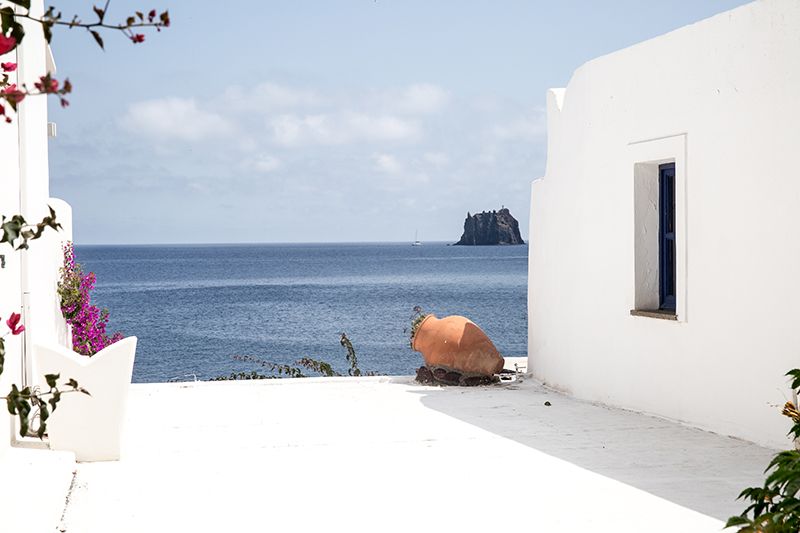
left=528, top=0, right=800, bottom=449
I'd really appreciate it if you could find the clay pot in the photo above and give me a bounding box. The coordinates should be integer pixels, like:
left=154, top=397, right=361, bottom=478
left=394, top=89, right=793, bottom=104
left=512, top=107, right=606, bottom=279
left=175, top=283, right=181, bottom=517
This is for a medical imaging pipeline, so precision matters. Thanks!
left=411, top=315, right=504, bottom=376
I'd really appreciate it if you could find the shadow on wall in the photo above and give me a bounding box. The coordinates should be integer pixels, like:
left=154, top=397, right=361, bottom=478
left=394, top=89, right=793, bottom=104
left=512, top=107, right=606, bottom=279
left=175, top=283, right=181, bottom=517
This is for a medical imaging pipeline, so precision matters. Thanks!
left=408, top=379, right=776, bottom=521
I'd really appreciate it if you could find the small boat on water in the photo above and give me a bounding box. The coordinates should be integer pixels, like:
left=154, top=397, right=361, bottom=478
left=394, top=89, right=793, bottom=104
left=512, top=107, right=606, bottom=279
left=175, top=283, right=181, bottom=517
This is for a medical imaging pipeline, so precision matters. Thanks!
left=412, top=230, right=422, bottom=246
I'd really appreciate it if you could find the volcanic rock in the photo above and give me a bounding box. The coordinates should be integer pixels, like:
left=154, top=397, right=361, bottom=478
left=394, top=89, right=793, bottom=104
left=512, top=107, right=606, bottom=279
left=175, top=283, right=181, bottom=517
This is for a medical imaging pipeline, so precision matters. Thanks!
left=454, top=208, right=524, bottom=245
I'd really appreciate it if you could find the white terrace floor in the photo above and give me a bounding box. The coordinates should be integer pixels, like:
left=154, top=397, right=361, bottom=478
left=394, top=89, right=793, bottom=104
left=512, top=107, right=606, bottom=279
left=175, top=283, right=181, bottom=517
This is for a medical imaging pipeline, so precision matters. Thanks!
left=19, top=366, right=783, bottom=532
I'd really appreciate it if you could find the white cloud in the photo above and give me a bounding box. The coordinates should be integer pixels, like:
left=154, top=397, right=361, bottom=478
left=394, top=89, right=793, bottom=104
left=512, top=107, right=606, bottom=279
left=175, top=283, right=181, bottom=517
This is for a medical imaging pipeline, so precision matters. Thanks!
left=223, top=82, right=322, bottom=111
left=393, top=83, right=450, bottom=114
left=120, top=98, right=233, bottom=142
left=423, top=152, right=449, bottom=167
left=243, top=155, right=282, bottom=174
left=491, top=110, right=547, bottom=142
left=373, top=153, right=402, bottom=174
left=270, top=112, right=420, bottom=146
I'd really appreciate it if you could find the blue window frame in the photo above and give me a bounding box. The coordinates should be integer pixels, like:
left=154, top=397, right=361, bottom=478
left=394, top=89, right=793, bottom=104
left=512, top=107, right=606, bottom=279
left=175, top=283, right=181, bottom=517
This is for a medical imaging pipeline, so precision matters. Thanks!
left=659, top=163, right=676, bottom=311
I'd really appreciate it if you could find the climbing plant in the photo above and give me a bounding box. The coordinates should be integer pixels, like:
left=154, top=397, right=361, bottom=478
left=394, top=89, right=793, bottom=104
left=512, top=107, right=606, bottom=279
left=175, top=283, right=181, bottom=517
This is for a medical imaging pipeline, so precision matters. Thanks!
left=0, top=0, right=169, bottom=122
left=0, top=0, right=168, bottom=437
left=0, top=224, right=89, bottom=438
left=213, top=333, right=376, bottom=381
left=727, top=370, right=800, bottom=532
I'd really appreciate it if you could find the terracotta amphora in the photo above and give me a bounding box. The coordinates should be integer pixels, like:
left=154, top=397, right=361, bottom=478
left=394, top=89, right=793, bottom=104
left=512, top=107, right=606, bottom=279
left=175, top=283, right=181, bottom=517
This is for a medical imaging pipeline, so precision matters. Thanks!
left=411, top=315, right=504, bottom=376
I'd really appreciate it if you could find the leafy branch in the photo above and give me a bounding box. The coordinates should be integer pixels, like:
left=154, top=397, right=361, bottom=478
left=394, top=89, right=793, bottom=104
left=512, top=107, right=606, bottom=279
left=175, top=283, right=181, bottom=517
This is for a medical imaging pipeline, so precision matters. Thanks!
left=0, top=206, right=62, bottom=250
left=213, top=333, right=376, bottom=381
left=3, top=1, right=169, bottom=48
left=405, top=305, right=427, bottom=348
left=727, top=369, right=800, bottom=532
left=0, top=1, right=169, bottom=121
left=2, top=374, right=89, bottom=438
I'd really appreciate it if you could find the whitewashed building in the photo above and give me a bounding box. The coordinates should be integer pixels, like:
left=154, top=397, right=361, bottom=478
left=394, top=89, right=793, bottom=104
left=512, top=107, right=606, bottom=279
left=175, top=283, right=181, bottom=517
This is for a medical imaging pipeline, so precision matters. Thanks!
left=0, top=0, right=73, bottom=458
left=528, top=0, right=800, bottom=449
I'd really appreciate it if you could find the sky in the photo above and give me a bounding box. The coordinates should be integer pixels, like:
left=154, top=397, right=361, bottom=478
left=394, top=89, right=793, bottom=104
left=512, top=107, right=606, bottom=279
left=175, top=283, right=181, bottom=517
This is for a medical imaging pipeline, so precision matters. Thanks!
left=46, top=0, right=752, bottom=245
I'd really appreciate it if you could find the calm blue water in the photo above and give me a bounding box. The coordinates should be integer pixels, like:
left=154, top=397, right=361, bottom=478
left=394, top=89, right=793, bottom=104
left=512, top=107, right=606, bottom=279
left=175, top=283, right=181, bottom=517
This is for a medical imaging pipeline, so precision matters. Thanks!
left=75, top=243, right=528, bottom=383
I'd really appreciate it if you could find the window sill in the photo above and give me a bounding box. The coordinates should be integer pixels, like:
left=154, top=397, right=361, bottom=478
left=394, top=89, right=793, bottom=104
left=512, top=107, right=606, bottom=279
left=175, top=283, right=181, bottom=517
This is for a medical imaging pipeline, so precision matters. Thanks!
left=629, top=309, right=677, bottom=321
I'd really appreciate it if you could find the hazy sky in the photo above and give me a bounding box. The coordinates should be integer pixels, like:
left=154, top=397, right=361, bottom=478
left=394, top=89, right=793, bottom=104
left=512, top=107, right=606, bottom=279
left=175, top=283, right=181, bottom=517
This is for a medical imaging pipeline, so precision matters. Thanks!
left=46, top=0, right=751, bottom=244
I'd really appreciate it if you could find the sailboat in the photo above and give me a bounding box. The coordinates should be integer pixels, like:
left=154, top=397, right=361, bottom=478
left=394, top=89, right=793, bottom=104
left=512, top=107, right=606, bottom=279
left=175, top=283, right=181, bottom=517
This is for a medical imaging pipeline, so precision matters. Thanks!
left=412, top=230, right=422, bottom=246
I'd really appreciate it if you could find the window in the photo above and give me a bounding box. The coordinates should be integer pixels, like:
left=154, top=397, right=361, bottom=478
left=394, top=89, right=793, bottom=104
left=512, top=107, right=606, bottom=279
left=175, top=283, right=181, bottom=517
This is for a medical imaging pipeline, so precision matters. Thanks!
left=659, top=163, right=676, bottom=311
left=630, top=133, right=686, bottom=321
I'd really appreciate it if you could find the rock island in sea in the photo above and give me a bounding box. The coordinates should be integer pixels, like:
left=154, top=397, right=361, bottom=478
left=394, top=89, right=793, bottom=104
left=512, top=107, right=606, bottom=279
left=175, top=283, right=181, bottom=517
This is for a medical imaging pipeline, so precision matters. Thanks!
left=454, top=207, right=525, bottom=245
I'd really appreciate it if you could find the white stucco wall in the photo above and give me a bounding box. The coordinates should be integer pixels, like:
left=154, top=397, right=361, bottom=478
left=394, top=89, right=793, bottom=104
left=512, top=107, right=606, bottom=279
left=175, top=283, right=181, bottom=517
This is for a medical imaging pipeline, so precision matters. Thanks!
left=0, top=0, right=72, bottom=453
left=528, top=0, right=800, bottom=449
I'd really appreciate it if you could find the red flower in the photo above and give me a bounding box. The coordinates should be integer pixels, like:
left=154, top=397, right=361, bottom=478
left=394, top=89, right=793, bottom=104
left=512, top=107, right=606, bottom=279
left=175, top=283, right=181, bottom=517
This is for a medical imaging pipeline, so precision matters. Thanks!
left=1, top=84, right=25, bottom=104
left=6, top=312, right=24, bottom=336
left=1, top=62, right=17, bottom=72
left=148, top=9, right=156, bottom=21
left=34, top=76, right=59, bottom=93
left=131, top=34, right=145, bottom=44
left=0, top=35, right=16, bottom=56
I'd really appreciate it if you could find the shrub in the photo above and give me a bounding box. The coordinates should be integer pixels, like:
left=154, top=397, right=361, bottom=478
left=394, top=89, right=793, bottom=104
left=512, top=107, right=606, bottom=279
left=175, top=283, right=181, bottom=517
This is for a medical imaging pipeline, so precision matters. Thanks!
left=58, top=242, right=123, bottom=356
left=727, top=369, right=800, bottom=532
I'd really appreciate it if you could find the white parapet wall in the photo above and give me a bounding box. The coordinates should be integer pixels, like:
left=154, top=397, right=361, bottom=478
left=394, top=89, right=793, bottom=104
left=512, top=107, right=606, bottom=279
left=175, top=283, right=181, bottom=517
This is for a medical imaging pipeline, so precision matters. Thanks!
left=528, top=0, right=800, bottom=449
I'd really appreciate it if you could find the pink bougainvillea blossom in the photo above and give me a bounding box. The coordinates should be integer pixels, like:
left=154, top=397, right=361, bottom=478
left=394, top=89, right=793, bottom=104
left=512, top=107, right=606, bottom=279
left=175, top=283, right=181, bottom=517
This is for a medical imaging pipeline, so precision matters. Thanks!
left=1, top=62, right=17, bottom=72
left=34, top=76, right=59, bottom=93
left=0, top=35, right=16, bottom=56
left=131, top=34, right=145, bottom=43
left=1, top=83, right=25, bottom=104
left=58, top=242, right=123, bottom=356
left=6, top=312, right=24, bottom=335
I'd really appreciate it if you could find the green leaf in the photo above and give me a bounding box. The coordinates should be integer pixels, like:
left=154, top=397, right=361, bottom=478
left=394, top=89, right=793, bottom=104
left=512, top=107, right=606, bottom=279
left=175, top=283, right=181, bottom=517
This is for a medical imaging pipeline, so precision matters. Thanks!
left=48, top=389, right=61, bottom=411
left=5, top=0, right=31, bottom=9
left=0, top=7, right=14, bottom=35
left=44, top=373, right=59, bottom=388
left=37, top=402, right=49, bottom=439
left=89, top=30, right=104, bottom=50
left=788, top=369, right=800, bottom=391
left=42, top=21, right=52, bottom=43
left=725, top=515, right=750, bottom=527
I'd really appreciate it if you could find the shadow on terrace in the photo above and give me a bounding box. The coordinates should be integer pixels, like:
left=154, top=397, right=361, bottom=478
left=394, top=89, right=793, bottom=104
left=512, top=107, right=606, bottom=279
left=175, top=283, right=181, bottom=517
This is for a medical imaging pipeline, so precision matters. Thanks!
left=409, top=376, right=776, bottom=521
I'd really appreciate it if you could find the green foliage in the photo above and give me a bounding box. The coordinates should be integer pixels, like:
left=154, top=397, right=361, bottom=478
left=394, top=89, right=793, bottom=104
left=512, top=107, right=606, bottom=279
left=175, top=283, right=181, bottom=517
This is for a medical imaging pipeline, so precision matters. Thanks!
left=0, top=6, right=26, bottom=46
left=0, top=209, right=90, bottom=439
left=214, top=332, right=376, bottom=381
left=297, top=357, right=338, bottom=377
left=727, top=370, right=800, bottom=532
left=3, top=374, right=89, bottom=439
left=406, top=305, right=427, bottom=348
left=340, top=332, right=360, bottom=376
left=210, top=371, right=278, bottom=381
left=0, top=207, right=61, bottom=250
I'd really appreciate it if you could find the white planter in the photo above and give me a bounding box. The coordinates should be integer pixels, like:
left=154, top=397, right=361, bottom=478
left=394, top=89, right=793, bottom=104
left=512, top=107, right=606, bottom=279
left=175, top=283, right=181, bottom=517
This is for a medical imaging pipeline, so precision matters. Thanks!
left=33, top=337, right=137, bottom=462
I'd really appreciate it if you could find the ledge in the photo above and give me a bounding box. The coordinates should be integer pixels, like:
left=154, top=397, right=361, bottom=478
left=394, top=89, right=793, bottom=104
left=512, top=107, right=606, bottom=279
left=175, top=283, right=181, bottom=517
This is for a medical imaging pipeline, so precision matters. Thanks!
left=630, top=309, right=677, bottom=321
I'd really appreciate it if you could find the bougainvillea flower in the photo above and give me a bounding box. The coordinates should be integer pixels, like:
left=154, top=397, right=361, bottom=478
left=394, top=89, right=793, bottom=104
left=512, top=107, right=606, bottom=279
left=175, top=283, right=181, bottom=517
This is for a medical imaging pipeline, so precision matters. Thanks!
left=1, top=62, right=17, bottom=72
left=131, top=34, right=145, bottom=43
left=34, top=76, right=58, bottom=93
left=1, top=83, right=25, bottom=104
left=0, top=35, right=16, bottom=56
left=6, top=312, right=24, bottom=335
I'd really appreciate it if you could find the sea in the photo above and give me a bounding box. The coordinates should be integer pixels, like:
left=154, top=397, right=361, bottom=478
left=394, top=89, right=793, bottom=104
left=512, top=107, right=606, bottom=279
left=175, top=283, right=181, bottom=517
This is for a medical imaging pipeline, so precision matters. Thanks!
left=76, top=242, right=528, bottom=383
